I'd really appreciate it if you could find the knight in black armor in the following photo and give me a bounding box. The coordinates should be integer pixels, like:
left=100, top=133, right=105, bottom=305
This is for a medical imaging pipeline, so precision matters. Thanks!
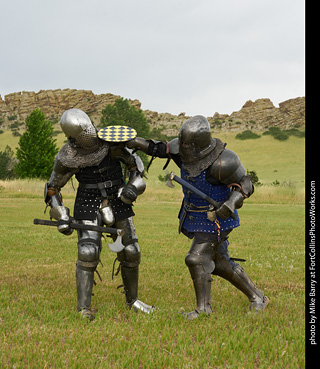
left=127, top=115, right=269, bottom=320
left=45, top=108, right=153, bottom=320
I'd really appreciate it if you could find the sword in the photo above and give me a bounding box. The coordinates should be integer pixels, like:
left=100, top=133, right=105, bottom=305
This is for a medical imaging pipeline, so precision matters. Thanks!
left=33, top=218, right=125, bottom=253
left=166, top=171, right=237, bottom=220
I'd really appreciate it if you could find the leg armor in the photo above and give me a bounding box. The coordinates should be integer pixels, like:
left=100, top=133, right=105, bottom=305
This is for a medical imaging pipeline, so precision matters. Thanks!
left=76, top=218, right=102, bottom=320
left=185, top=238, right=215, bottom=320
left=115, top=217, right=153, bottom=313
left=213, top=237, right=269, bottom=312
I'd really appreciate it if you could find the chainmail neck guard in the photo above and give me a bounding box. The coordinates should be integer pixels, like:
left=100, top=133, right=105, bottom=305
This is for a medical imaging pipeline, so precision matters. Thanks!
left=59, top=140, right=109, bottom=169
left=181, top=138, right=226, bottom=177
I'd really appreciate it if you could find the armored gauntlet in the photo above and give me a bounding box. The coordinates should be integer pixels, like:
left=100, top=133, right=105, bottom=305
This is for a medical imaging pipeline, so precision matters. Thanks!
left=45, top=183, right=73, bottom=235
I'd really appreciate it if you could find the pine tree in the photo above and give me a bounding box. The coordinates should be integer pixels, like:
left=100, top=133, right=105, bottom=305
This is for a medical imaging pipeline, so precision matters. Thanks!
left=15, top=109, right=58, bottom=179
left=0, top=146, right=17, bottom=179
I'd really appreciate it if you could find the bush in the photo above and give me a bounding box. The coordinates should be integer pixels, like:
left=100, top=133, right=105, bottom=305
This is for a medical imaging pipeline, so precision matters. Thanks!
left=272, top=131, right=289, bottom=141
left=283, top=128, right=305, bottom=138
left=247, top=169, right=262, bottom=186
left=235, top=130, right=261, bottom=140
left=263, top=127, right=288, bottom=141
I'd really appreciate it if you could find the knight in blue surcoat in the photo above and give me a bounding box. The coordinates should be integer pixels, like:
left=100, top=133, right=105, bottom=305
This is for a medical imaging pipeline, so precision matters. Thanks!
left=128, top=115, right=269, bottom=319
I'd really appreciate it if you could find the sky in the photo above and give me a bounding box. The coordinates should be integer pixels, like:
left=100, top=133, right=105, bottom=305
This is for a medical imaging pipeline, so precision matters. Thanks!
left=1, top=0, right=305, bottom=117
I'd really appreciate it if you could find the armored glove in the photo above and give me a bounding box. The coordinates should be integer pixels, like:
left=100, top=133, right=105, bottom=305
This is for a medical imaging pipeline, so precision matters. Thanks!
left=216, top=191, right=244, bottom=220
left=49, top=206, right=74, bottom=235
left=118, top=184, right=138, bottom=204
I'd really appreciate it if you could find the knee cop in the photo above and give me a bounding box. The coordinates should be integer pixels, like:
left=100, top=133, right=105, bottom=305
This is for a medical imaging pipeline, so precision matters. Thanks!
left=117, top=241, right=141, bottom=268
left=77, top=238, right=101, bottom=271
left=185, top=241, right=215, bottom=276
left=114, top=217, right=141, bottom=268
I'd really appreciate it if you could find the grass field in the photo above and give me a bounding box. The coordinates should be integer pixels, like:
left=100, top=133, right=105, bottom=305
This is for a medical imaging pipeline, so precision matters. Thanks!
left=0, top=133, right=305, bottom=368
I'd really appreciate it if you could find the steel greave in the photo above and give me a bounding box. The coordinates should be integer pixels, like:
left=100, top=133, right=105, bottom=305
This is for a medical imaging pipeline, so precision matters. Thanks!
left=76, top=266, right=95, bottom=311
left=188, top=265, right=213, bottom=314
left=121, top=265, right=139, bottom=305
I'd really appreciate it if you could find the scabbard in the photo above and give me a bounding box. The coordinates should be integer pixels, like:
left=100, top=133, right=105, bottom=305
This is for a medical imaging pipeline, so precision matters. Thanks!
left=33, top=218, right=124, bottom=236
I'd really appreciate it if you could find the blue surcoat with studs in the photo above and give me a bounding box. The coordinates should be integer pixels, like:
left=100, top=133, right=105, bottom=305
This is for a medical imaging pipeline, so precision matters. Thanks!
left=178, top=168, right=240, bottom=234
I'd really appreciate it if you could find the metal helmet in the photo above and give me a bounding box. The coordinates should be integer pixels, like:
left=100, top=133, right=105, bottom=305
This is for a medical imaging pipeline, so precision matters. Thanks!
left=178, top=115, right=215, bottom=164
left=60, top=109, right=99, bottom=149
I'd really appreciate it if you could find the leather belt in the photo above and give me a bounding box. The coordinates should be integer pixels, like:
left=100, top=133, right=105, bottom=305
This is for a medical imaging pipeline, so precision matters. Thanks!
left=79, top=179, right=123, bottom=197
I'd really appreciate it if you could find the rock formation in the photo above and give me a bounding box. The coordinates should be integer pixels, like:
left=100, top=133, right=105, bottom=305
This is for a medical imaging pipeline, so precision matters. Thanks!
left=0, top=89, right=305, bottom=136
left=218, top=97, right=305, bottom=131
left=0, top=89, right=140, bottom=128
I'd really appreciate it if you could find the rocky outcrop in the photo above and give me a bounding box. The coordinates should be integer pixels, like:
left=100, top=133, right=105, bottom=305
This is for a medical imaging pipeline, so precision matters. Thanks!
left=0, top=89, right=305, bottom=135
left=0, top=89, right=141, bottom=128
left=144, top=97, right=305, bottom=136
left=210, top=97, right=305, bottom=132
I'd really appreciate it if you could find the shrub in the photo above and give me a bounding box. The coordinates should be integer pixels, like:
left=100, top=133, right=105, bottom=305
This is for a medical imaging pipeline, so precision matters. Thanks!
left=263, top=126, right=305, bottom=140
left=235, top=130, right=261, bottom=140
left=247, top=169, right=262, bottom=186
left=283, top=128, right=305, bottom=138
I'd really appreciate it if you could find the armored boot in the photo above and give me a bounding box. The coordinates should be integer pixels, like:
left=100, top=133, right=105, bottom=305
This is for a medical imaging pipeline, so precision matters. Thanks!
left=186, top=265, right=213, bottom=320
left=76, top=265, right=95, bottom=320
left=214, top=259, right=269, bottom=312
left=121, top=265, right=154, bottom=314
left=230, top=264, right=269, bottom=312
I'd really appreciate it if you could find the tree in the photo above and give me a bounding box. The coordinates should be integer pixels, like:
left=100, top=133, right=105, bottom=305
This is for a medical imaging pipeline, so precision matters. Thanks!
left=99, top=98, right=150, bottom=167
left=0, top=146, right=17, bottom=179
left=15, top=109, right=58, bottom=179
left=99, top=98, right=150, bottom=138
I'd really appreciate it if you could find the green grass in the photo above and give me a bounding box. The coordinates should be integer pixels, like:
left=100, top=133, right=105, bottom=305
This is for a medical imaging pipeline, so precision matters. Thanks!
left=0, top=132, right=305, bottom=368
left=0, top=196, right=305, bottom=368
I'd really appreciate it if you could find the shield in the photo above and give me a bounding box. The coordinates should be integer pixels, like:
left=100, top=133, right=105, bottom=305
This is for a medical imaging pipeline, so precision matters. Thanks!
left=98, top=125, right=137, bottom=142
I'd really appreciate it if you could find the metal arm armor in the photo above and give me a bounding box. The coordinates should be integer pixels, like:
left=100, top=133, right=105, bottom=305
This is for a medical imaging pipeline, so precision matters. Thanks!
left=126, top=137, right=151, bottom=154
left=110, top=145, right=146, bottom=204
left=48, top=153, right=78, bottom=190
left=45, top=152, right=77, bottom=234
left=126, top=137, right=174, bottom=158
left=208, top=149, right=246, bottom=185
left=208, top=149, right=254, bottom=219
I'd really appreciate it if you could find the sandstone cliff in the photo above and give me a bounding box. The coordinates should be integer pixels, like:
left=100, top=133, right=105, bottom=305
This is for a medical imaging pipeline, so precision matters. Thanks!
left=0, top=89, right=141, bottom=128
left=0, top=89, right=305, bottom=135
left=214, top=97, right=305, bottom=131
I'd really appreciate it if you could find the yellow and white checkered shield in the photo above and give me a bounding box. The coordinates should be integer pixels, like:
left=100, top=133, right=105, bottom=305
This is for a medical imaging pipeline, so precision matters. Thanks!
left=97, top=125, right=137, bottom=142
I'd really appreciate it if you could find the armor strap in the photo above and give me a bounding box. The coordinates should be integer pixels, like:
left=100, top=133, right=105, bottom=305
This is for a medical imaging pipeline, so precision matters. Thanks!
left=92, top=165, right=112, bottom=174
left=162, top=142, right=172, bottom=170
left=76, top=259, right=99, bottom=270
left=228, top=182, right=248, bottom=198
left=146, top=144, right=159, bottom=172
